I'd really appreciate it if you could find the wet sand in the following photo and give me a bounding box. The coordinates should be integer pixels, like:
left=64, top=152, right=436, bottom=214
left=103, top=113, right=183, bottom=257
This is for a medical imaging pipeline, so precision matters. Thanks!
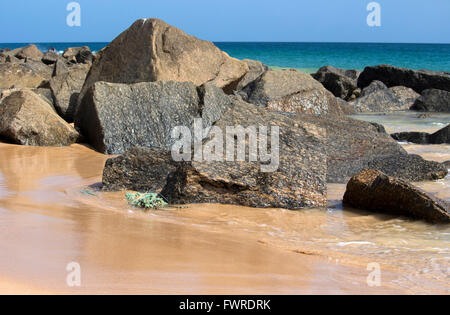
left=0, top=134, right=448, bottom=294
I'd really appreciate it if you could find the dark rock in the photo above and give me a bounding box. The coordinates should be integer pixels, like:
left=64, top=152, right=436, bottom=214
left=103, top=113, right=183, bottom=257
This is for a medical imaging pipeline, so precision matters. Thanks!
left=343, top=169, right=450, bottom=224
left=63, top=46, right=93, bottom=64
left=244, top=69, right=355, bottom=116
left=50, top=63, right=90, bottom=122
left=75, top=81, right=230, bottom=154
left=0, top=63, right=46, bottom=89
left=79, top=18, right=248, bottom=104
left=443, top=161, right=450, bottom=169
left=103, top=99, right=327, bottom=209
left=103, top=147, right=178, bottom=192
left=0, top=90, right=79, bottom=146
left=360, top=80, right=387, bottom=97
left=42, top=51, right=64, bottom=65
left=312, top=65, right=360, bottom=100
left=358, top=64, right=450, bottom=93
left=391, top=125, right=450, bottom=144
left=301, top=115, right=447, bottom=183
left=235, top=59, right=268, bottom=91
left=411, top=89, right=450, bottom=112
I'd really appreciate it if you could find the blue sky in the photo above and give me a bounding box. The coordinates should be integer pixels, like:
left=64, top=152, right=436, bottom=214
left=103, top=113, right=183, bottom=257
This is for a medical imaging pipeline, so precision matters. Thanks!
left=0, top=0, right=449, bottom=43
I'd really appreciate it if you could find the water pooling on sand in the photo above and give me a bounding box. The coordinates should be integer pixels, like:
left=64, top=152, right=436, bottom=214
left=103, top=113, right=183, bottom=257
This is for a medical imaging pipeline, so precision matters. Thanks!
left=0, top=110, right=448, bottom=294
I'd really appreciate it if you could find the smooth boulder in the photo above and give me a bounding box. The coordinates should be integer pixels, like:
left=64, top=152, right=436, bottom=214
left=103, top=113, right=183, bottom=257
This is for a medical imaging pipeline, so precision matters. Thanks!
left=0, top=90, right=79, bottom=146
left=358, top=65, right=450, bottom=93
left=75, top=81, right=230, bottom=154
left=343, top=169, right=450, bottom=224
left=243, top=69, right=355, bottom=116
left=411, top=89, right=450, bottom=112
left=312, top=66, right=360, bottom=100
left=80, top=18, right=248, bottom=102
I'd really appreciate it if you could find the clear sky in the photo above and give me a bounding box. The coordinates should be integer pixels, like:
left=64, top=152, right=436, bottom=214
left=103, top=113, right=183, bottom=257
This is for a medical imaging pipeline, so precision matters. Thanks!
left=0, top=0, right=449, bottom=43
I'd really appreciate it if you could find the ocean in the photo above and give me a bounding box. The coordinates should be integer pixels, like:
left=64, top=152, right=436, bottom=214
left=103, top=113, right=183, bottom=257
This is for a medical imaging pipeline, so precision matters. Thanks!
left=1, top=42, right=450, bottom=73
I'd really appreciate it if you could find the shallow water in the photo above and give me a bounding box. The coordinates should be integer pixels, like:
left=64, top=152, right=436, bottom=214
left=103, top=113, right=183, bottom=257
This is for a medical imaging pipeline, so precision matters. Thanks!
left=0, top=140, right=448, bottom=294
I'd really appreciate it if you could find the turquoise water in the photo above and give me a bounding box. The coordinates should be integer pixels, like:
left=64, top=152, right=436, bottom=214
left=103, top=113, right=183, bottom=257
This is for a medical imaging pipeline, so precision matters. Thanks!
left=1, top=42, right=450, bottom=72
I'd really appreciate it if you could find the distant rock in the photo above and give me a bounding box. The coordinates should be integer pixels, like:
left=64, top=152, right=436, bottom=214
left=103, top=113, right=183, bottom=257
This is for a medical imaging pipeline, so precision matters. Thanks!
left=0, top=63, right=46, bottom=89
left=358, top=64, right=450, bottom=93
left=391, top=124, right=450, bottom=144
left=79, top=18, right=248, bottom=104
left=360, top=80, right=387, bottom=97
left=235, top=59, right=268, bottom=91
left=103, top=99, right=328, bottom=209
left=0, top=90, right=79, bottom=146
left=411, top=89, right=450, bottom=112
left=9, top=45, right=43, bottom=61
left=75, top=81, right=230, bottom=154
left=312, top=65, right=360, bottom=100
left=343, top=169, right=450, bottom=224
left=50, top=63, right=90, bottom=122
left=302, top=115, right=448, bottom=183
left=62, top=46, right=93, bottom=64
left=42, top=51, right=64, bottom=65
left=350, top=82, right=418, bottom=113
left=243, top=69, right=355, bottom=116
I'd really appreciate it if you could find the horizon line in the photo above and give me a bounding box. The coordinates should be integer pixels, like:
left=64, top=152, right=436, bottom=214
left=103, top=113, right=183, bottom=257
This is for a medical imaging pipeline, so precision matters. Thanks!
left=1, top=41, right=450, bottom=45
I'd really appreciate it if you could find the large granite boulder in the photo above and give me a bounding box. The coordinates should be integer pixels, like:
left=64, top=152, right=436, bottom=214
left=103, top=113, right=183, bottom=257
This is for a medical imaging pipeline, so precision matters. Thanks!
left=75, top=81, right=231, bottom=154
left=390, top=86, right=420, bottom=108
left=391, top=124, right=450, bottom=144
left=302, top=115, right=448, bottom=183
left=0, top=90, right=79, bottom=146
left=243, top=69, right=355, bottom=116
left=350, top=84, right=416, bottom=112
left=23, top=59, right=53, bottom=80
left=103, top=98, right=327, bottom=209
left=49, top=63, right=90, bottom=122
left=79, top=18, right=248, bottom=103
left=312, top=65, right=360, bottom=100
left=343, top=169, right=450, bottom=224
left=0, top=63, right=46, bottom=89
left=358, top=65, right=450, bottom=93
left=235, top=59, right=268, bottom=91
left=411, top=89, right=450, bottom=112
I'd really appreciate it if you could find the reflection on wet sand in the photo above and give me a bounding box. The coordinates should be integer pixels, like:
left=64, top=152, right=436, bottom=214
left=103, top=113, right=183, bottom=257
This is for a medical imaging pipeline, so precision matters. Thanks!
left=0, top=141, right=448, bottom=294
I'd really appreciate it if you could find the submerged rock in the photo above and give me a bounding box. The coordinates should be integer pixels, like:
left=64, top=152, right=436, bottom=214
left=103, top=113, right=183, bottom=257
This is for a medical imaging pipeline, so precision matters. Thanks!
left=312, top=65, right=360, bottom=100
left=243, top=69, right=355, bottom=116
left=0, top=90, right=79, bottom=146
left=50, top=63, right=90, bottom=122
left=411, top=89, right=450, bottom=112
left=391, top=124, right=450, bottom=144
left=75, top=81, right=230, bottom=154
left=343, top=169, right=450, bottom=224
left=0, top=63, right=46, bottom=89
left=358, top=64, right=450, bottom=93
left=103, top=99, right=327, bottom=209
left=79, top=18, right=248, bottom=103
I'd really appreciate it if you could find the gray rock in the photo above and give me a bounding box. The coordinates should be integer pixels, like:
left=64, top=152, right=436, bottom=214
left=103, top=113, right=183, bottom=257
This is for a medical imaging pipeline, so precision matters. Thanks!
left=236, top=59, right=269, bottom=91
left=79, top=18, right=248, bottom=104
left=389, top=86, right=420, bottom=108
left=244, top=69, right=355, bottom=116
left=411, top=89, right=450, bottom=112
left=0, top=90, right=79, bottom=146
left=312, top=65, right=360, bottom=100
left=343, top=169, right=449, bottom=224
left=350, top=86, right=413, bottom=112
left=103, top=99, right=327, bottom=209
left=75, top=81, right=230, bottom=154
left=391, top=124, right=450, bottom=144
left=360, top=80, right=387, bottom=97
left=302, top=115, right=447, bottom=183
left=358, top=64, right=450, bottom=93
left=49, top=63, right=90, bottom=122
